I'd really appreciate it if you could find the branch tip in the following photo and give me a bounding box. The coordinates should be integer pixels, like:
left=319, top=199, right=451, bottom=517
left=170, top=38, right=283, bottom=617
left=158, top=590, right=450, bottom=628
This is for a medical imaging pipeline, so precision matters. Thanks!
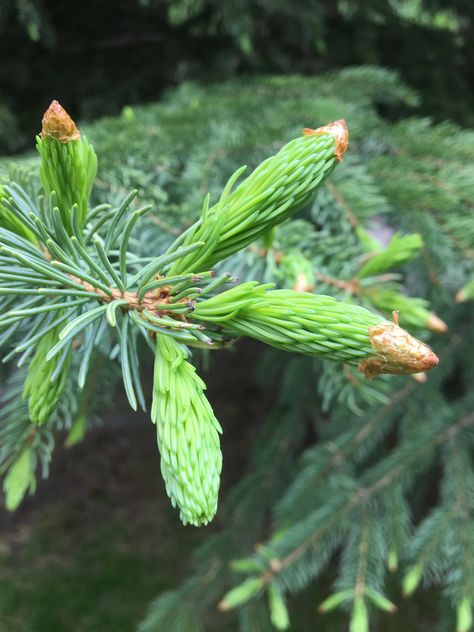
left=304, top=119, right=349, bottom=160
left=40, top=100, right=80, bottom=142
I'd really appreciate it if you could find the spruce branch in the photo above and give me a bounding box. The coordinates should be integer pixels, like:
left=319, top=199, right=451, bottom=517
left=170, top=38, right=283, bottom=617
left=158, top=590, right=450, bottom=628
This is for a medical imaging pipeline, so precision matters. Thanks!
left=0, top=98, right=443, bottom=530
left=275, top=381, right=417, bottom=525
left=221, top=407, right=474, bottom=617
left=117, top=71, right=474, bottom=629
left=165, top=120, right=348, bottom=274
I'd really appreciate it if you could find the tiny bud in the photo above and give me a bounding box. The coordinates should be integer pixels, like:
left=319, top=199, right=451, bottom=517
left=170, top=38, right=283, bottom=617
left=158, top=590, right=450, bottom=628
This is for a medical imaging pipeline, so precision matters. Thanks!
left=457, top=596, right=473, bottom=632
left=269, top=558, right=282, bottom=573
left=455, top=289, right=467, bottom=303
left=304, top=119, right=349, bottom=161
left=318, top=589, right=354, bottom=613
left=350, top=597, right=369, bottom=632
left=218, top=577, right=263, bottom=611
left=403, top=564, right=423, bottom=596
left=426, top=312, right=448, bottom=333
left=365, top=587, right=397, bottom=613
left=268, top=583, right=290, bottom=631
left=387, top=548, right=398, bottom=572
left=40, top=100, right=80, bottom=143
left=293, top=272, right=315, bottom=293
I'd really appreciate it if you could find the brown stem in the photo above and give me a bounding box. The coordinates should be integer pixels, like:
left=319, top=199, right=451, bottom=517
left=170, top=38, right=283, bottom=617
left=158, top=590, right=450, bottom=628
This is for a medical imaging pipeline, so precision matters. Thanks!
left=354, top=511, right=369, bottom=597
left=72, top=276, right=171, bottom=313
left=315, top=272, right=359, bottom=294
left=326, top=181, right=359, bottom=227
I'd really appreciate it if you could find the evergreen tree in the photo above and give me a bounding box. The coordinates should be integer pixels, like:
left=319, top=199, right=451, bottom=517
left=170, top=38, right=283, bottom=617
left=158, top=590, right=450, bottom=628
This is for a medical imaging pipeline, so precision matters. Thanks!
left=1, top=0, right=473, bottom=153
left=1, top=67, right=473, bottom=629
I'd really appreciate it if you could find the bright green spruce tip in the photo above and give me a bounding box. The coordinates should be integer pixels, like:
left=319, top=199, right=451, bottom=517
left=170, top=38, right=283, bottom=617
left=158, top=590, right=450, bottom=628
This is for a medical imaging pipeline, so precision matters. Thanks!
left=37, top=100, right=97, bottom=234
left=23, top=322, right=73, bottom=425
left=192, top=286, right=386, bottom=364
left=3, top=448, right=35, bottom=512
left=152, top=334, right=223, bottom=526
left=357, top=232, right=423, bottom=279
left=0, top=186, right=38, bottom=244
left=167, top=123, right=345, bottom=275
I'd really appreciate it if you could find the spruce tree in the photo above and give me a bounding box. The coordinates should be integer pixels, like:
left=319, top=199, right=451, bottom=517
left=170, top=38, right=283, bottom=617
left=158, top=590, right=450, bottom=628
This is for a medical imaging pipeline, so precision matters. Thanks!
left=1, top=67, right=473, bottom=630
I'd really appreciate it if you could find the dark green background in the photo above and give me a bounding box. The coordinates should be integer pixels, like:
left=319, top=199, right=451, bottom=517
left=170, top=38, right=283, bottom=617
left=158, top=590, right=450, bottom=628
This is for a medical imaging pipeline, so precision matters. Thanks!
left=1, top=0, right=473, bottom=155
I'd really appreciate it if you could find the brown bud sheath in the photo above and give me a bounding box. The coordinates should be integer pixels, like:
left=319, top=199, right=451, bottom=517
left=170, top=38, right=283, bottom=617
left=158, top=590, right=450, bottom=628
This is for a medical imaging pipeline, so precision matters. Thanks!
left=358, top=312, right=439, bottom=379
left=40, top=100, right=80, bottom=143
left=304, top=119, right=349, bottom=160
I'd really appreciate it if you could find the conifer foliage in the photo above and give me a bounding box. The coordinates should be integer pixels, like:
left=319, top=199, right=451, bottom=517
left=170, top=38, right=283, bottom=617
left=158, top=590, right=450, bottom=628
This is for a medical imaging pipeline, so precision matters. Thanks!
left=1, top=67, right=473, bottom=629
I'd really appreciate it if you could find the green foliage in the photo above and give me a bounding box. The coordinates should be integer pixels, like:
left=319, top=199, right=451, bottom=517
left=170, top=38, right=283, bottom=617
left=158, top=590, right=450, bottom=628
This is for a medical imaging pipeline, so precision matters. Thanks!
left=204, top=288, right=384, bottom=362
left=357, top=232, right=423, bottom=278
left=0, top=185, right=38, bottom=244
left=152, top=334, right=222, bottom=525
left=23, top=322, right=72, bottom=424
left=2, top=446, right=35, bottom=510
left=1, top=67, right=474, bottom=630
left=166, top=131, right=338, bottom=273
left=37, top=132, right=97, bottom=232
left=1, top=0, right=474, bottom=155
left=2, top=79, right=409, bottom=530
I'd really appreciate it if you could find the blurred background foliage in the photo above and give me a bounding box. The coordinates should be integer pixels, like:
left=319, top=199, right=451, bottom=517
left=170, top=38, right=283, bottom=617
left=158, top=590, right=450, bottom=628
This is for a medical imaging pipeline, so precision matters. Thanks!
left=1, top=64, right=473, bottom=629
left=1, top=1, right=474, bottom=631
left=0, top=0, right=473, bottom=155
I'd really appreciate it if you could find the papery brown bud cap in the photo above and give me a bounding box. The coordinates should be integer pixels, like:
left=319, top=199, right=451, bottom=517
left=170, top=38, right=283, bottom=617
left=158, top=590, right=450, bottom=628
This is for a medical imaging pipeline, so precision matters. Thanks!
left=40, top=100, right=80, bottom=143
left=303, top=119, right=348, bottom=160
left=358, top=312, right=439, bottom=379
